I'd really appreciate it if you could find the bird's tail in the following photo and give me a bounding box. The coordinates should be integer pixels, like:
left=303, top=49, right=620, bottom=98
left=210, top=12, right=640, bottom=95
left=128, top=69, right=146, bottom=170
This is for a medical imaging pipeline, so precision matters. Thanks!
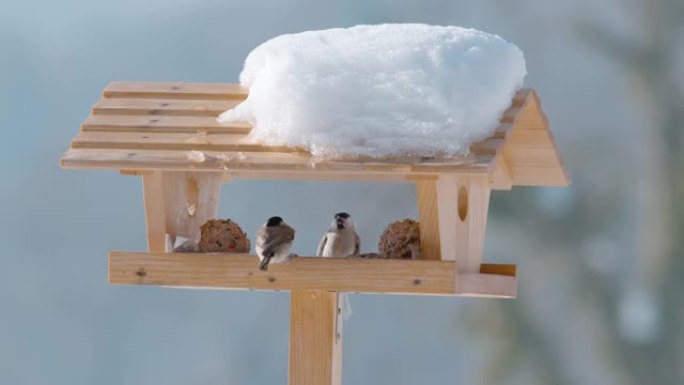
left=259, top=256, right=272, bottom=271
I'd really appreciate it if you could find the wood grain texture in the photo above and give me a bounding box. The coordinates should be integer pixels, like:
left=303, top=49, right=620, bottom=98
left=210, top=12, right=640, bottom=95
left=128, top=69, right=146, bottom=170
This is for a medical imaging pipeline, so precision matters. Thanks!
left=71, top=131, right=304, bottom=153
left=456, top=272, right=517, bottom=298
left=104, top=81, right=248, bottom=99
left=93, top=98, right=241, bottom=117
left=61, top=148, right=492, bottom=180
left=480, top=263, right=516, bottom=276
left=81, top=115, right=251, bottom=134
left=61, top=82, right=569, bottom=188
left=289, top=290, right=342, bottom=385
left=141, top=172, right=168, bottom=252
left=501, top=90, right=571, bottom=186
left=415, top=180, right=441, bottom=260
left=108, top=252, right=459, bottom=295
left=436, top=174, right=491, bottom=273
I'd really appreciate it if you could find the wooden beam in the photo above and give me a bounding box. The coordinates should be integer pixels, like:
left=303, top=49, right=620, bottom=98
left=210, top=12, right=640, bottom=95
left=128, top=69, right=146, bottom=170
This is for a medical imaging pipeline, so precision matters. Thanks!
left=108, top=252, right=517, bottom=297
left=103, top=81, right=248, bottom=100
left=60, top=148, right=492, bottom=179
left=93, top=97, right=240, bottom=117
left=289, top=290, right=342, bottom=385
left=108, top=252, right=458, bottom=295
left=141, top=172, right=167, bottom=252
left=416, top=180, right=441, bottom=260
left=456, top=273, right=517, bottom=298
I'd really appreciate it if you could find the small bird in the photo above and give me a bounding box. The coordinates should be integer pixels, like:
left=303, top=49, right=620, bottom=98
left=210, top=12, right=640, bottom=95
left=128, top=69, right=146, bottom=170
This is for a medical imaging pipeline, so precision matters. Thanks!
left=255, top=216, right=296, bottom=271
left=317, top=212, right=360, bottom=320
left=316, top=212, right=360, bottom=258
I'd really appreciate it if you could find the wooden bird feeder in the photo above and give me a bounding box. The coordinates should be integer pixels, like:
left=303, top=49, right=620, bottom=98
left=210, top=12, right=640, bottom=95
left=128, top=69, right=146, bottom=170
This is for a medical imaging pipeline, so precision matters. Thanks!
left=61, top=81, right=569, bottom=385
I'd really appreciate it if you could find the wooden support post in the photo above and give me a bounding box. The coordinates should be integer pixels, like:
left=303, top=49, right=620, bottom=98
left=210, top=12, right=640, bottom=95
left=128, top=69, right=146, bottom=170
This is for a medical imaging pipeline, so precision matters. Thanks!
left=416, top=180, right=441, bottom=260
left=289, top=289, right=342, bottom=385
left=436, top=174, right=491, bottom=272
left=141, top=171, right=223, bottom=252
left=142, top=171, right=168, bottom=252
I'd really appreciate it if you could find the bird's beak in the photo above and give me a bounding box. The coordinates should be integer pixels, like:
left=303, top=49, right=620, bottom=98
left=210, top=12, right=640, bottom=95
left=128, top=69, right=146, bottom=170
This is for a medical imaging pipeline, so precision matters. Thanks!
left=335, top=218, right=345, bottom=229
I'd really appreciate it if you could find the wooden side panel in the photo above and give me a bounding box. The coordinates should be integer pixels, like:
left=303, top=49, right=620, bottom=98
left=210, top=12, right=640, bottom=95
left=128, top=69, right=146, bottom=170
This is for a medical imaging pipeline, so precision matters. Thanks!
left=503, top=91, right=571, bottom=186
left=289, top=290, right=342, bottom=385
left=415, top=180, right=441, bottom=260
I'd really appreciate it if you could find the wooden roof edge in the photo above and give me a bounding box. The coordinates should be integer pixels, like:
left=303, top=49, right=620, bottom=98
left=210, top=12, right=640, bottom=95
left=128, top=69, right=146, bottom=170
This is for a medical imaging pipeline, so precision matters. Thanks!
left=528, top=90, right=572, bottom=187
left=497, top=89, right=571, bottom=188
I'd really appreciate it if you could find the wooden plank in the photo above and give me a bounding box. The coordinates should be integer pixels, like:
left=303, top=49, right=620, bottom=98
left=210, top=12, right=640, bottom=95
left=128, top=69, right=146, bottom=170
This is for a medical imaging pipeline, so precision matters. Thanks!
left=158, top=172, right=223, bottom=241
left=289, top=290, right=342, bottom=385
left=61, top=148, right=492, bottom=179
left=71, top=131, right=303, bottom=153
left=93, top=98, right=241, bottom=117
left=109, top=252, right=457, bottom=295
left=81, top=115, right=251, bottom=134
left=470, top=137, right=504, bottom=155
left=415, top=180, right=441, bottom=260
left=436, top=174, right=490, bottom=273
left=141, top=172, right=168, bottom=252
left=502, top=90, right=571, bottom=187
left=500, top=105, right=521, bottom=123
left=490, top=153, right=513, bottom=190
left=455, top=272, right=517, bottom=298
left=512, top=89, right=531, bottom=106
left=104, top=81, right=248, bottom=100
left=480, top=263, right=516, bottom=276
left=73, top=131, right=496, bottom=156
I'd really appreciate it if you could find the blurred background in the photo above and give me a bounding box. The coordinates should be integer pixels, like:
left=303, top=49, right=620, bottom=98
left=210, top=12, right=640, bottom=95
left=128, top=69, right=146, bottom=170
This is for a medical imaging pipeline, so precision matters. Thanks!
left=1, top=0, right=683, bottom=384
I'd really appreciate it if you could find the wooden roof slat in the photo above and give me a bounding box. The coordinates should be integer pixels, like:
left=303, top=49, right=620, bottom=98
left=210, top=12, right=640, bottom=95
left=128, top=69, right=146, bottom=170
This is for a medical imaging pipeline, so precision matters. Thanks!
left=71, top=131, right=302, bottom=153
left=61, top=148, right=492, bottom=175
left=104, top=81, right=248, bottom=100
left=93, top=98, right=242, bottom=117
left=72, top=131, right=501, bottom=157
left=81, top=115, right=252, bottom=134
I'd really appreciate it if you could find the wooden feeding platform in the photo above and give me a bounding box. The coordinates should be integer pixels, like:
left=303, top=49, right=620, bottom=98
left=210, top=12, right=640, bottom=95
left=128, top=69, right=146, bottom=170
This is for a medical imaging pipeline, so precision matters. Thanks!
left=61, top=81, right=569, bottom=385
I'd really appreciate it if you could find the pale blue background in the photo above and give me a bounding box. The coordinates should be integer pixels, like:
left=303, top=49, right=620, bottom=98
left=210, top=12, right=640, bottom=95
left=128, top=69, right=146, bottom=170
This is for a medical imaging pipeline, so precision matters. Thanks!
left=2, top=1, right=681, bottom=384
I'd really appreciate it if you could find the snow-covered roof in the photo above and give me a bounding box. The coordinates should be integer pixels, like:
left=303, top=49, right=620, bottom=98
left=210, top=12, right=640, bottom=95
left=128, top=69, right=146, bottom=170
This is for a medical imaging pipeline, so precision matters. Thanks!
left=61, top=81, right=569, bottom=189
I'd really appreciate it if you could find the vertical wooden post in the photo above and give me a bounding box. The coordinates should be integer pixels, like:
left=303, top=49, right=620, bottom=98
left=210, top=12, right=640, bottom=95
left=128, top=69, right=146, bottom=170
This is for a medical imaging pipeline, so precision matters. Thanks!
left=142, top=171, right=168, bottom=252
left=141, top=171, right=223, bottom=252
left=416, top=180, right=441, bottom=260
left=289, top=289, right=342, bottom=385
left=435, top=174, right=491, bottom=272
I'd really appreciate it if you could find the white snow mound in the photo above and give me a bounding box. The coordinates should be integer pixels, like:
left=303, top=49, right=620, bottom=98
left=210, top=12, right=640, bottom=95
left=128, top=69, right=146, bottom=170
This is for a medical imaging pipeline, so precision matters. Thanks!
left=219, top=24, right=526, bottom=159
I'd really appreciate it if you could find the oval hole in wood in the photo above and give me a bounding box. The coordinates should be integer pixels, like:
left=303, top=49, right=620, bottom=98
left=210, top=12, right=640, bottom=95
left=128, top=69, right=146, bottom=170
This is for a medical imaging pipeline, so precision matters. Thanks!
left=186, top=177, right=199, bottom=217
left=458, top=185, right=468, bottom=221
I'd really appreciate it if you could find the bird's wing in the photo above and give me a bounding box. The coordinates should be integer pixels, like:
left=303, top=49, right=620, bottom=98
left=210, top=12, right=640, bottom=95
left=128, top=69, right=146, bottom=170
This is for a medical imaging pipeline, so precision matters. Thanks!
left=255, top=227, right=269, bottom=249
left=353, top=232, right=360, bottom=257
left=261, top=226, right=295, bottom=257
left=316, top=234, right=328, bottom=257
